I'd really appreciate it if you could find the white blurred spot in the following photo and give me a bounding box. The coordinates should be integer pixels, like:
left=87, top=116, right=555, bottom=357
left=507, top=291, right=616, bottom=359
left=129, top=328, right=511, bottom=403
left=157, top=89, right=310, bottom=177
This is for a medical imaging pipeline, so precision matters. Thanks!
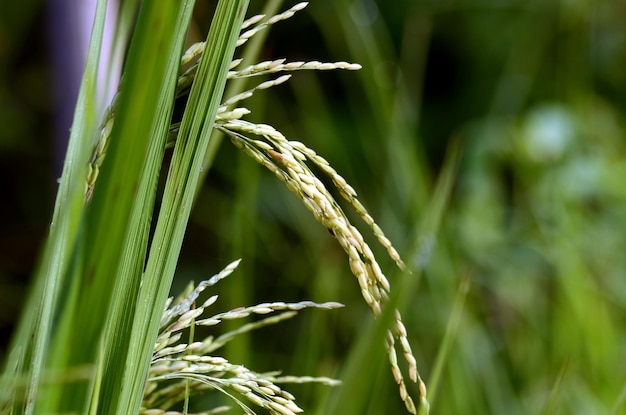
left=522, top=104, right=575, bottom=162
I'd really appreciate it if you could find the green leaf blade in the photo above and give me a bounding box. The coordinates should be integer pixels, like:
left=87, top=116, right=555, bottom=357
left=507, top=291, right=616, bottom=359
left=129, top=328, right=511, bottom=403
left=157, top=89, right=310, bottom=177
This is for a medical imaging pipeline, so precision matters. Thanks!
left=116, top=1, right=249, bottom=413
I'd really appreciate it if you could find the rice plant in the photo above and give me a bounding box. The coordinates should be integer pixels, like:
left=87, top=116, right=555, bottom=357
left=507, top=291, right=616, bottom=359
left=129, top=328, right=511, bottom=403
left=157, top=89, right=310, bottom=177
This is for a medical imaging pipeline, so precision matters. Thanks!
left=0, top=2, right=427, bottom=414
left=5, top=0, right=626, bottom=414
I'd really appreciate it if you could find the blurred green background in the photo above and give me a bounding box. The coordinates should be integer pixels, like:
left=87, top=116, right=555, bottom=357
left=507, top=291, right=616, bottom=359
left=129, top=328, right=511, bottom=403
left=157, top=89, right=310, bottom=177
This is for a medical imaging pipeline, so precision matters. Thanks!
left=2, top=0, right=626, bottom=413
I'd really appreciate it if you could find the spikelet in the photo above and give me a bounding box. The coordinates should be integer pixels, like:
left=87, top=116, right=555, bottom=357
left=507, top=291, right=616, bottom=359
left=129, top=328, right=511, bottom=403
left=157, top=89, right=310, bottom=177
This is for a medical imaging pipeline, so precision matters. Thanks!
left=219, top=119, right=427, bottom=413
left=143, top=260, right=342, bottom=414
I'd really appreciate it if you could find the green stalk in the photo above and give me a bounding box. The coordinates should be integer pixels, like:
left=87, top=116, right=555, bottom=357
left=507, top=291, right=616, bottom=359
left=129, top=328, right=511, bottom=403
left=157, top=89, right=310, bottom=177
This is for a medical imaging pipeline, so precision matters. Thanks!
left=116, top=1, right=249, bottom=412
left=95, top=0, right=198, bottom=412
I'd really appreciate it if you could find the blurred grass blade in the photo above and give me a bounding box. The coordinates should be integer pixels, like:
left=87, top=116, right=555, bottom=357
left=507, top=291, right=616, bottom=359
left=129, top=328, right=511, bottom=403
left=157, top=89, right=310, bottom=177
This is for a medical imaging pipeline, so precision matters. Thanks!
left=318, top=139, right=461, bottom=414
left=0, top=1, right=108, bottom=413
left=540, top=362, right=569, bottom=415
left=316, top=284, right=401, bottom=415
left=422, top=273, right=470, bottom=413
left=411, top=139, right=462, bottom=271
left=613, top=383, right=626, bottom=415
left=116, top=1, right=249, bottom=413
